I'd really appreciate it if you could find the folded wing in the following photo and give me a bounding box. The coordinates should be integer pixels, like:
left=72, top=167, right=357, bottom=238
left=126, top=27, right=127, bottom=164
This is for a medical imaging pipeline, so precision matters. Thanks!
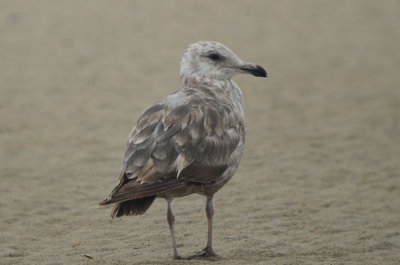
left=99, top=92, right=243, bottom=206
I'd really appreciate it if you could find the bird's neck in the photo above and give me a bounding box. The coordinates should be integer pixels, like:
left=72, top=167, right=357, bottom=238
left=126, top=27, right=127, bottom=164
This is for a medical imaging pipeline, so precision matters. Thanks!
left=182, top=75, right=232, bottom=88
left=181, top=75, right=244, bottom=121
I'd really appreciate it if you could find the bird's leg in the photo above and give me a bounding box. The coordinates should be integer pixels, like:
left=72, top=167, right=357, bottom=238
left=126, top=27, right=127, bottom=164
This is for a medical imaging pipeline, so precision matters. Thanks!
left=167, top=199, right=182, bottom=259
left=179, top=195, right=220, bottom=260
left=202, top=194, right=219, bottom=257
left=166, top=196, right=220, bottom=260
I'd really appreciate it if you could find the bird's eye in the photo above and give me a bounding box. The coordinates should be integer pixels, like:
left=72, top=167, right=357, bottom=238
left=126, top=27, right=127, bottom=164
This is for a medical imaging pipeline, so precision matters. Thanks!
left=208, top=53, right=221, bottom=61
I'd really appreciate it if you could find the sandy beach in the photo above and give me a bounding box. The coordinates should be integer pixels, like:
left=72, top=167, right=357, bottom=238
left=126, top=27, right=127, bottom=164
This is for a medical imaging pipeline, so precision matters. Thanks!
left=1, top=1, right=399, bottom=264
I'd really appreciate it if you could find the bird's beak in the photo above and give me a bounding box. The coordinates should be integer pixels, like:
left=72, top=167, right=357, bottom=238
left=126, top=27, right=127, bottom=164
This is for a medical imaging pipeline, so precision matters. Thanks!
left=239, top=63, right=267, bottom=78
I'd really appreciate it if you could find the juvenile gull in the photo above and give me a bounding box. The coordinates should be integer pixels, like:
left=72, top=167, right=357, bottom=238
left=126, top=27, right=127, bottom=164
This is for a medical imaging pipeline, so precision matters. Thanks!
left=99, top=41, right=267, bottom=259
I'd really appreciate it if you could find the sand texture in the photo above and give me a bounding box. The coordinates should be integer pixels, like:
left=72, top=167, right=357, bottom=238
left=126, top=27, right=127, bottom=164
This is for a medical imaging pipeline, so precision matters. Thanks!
left=1, top=1, right=399, bottom=264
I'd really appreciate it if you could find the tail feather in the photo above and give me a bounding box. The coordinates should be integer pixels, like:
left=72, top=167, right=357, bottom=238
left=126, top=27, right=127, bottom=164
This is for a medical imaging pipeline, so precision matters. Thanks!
left=98, top=177, right=185, bottom=218
left=99, top=177, right=184, bottom=206
left=111, top=196, right=156, bottom=218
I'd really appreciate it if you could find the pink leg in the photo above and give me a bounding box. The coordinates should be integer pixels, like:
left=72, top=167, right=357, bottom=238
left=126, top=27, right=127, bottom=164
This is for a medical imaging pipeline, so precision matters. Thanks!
left=185, top=195, right=220, bottom=259
left=166, top=196, right=220, bottom=260
left=203, top=195, right=219, bottom=257
left=167, top=200, right=181, bottom=259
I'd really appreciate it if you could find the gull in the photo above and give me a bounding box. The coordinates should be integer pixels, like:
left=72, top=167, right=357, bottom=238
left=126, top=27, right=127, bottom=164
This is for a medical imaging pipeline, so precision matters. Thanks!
left=99, top=41, right=267, bottom=259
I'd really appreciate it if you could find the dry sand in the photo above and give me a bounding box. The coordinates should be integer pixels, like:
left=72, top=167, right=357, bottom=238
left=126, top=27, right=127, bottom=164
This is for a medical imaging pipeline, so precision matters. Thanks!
left=1, top=1, right=399, bottom=264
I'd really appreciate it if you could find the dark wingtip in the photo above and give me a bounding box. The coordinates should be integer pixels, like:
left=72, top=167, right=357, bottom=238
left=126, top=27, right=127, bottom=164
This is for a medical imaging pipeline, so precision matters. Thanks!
left=98, top=198, right=112, bottom=206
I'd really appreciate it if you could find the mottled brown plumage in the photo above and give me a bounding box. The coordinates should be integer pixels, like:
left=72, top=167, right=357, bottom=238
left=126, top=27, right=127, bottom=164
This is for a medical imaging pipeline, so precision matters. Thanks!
left=99, top=41, right=267, bottom=259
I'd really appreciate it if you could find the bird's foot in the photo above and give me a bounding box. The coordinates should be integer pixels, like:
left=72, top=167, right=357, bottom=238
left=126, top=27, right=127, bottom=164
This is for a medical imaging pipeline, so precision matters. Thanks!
left=175, top=246, right=220, bottom=260
left=201, top=246, right=220, bottom=258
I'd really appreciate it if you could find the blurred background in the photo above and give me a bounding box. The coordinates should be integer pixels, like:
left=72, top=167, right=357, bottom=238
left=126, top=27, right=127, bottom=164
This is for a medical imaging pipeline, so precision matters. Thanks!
left=0, top=1, right=399, bottom=264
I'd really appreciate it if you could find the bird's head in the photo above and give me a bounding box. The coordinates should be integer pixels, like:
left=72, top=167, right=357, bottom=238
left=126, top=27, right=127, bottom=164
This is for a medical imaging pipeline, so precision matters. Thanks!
left=180, top=41, right=267, bottom=84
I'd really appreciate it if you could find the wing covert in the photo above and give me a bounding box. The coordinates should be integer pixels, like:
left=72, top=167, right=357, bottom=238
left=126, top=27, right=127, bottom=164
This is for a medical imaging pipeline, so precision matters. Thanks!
left=120, top=94, right=243, bottom=187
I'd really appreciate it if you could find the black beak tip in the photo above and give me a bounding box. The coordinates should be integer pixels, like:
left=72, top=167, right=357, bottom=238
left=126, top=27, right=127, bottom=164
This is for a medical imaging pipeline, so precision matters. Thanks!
left=254, top=65, right=267, bottom=78
left=241, top=65, right=267, bottom=78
